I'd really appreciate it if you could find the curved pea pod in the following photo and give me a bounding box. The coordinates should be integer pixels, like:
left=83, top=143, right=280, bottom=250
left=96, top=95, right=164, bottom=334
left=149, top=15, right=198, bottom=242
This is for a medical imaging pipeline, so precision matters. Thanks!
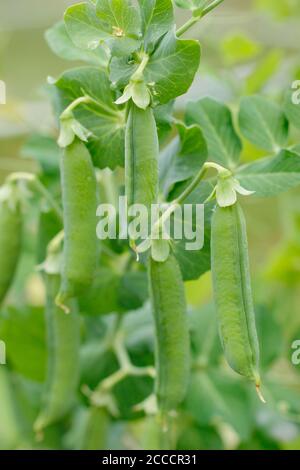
left=211, top=203, right=262, bottom=393
left=56, top=138, right=97, bottom=309
left=149, top=253, right=190, bottom=412
left=0, top=186, right=22, bottom=306
left=34, top=274, right=80, bottom=433
left=125, top=103, right=159, bottom=212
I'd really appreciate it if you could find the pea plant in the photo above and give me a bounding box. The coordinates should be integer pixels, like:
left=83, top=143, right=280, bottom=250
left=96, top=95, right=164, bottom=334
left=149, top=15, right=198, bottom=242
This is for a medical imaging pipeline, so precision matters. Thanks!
left=1, top=0, right=300, bottom=451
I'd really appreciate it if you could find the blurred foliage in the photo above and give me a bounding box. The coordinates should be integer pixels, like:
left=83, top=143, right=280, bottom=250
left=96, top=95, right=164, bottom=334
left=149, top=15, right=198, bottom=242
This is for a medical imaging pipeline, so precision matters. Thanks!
left=0, top=0, right=300, bottom=451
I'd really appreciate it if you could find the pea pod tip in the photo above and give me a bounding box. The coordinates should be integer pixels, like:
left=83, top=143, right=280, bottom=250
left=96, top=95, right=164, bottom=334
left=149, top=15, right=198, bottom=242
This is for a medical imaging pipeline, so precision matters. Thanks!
left=256, top=384, right=266, bottom=404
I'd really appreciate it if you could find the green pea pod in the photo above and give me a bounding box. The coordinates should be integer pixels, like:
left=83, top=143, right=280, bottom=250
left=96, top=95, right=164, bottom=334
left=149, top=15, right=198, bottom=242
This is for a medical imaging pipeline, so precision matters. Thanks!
left=211, top=203, right=262, bottom=394
left=34, top=274, right=80, bottom=433
left=125, top=103, right=159, bottom=214
left=57, top=138, right=97, bottom=310
left=0, top=185, right=22, bottom=306
left=80, top=407, right=109, bottom=450
left=149, top=253, right=190, bottom=412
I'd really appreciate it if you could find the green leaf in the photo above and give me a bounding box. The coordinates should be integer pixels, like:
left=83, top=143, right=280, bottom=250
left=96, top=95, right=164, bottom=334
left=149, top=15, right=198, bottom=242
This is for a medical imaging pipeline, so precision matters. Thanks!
left=79, top=268, right=121, bottom=316
left=138, top=0, right=174, bottom=49
left=169, top=182, right=215, bottom=281
left=237, top=150, right=300, bottom=197
left=54, top=67, right=125, bottom=169
left=145, top=29, right=201, bottom=104
left=159, top=122, right=208, bottom=195
left=118, top=271, right=148, bottom=311
left=80, top=341, right=118, bottom=389
left=64, top=2, right=109, bottom=50
left=239, top=95, right=289, bottom=152
left=189, top=304, right=222, bottom=366
left=45, top=21, right=108, bottom=66
left=186, top=97, right=242, bottom=168
left=255, top=305, right=284, bottom=370
left=0, top=306, right=47, bottom=383
left=283, top=86, right=300, bottom=129
left=96, top=0, right=142, bottom=56
left=185, top=370, right=254, bottom=441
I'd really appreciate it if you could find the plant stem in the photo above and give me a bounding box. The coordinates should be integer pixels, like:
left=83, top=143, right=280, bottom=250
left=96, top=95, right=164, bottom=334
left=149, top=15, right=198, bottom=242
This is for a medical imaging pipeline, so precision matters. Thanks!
left=176, top=0, right=225, bottom=37
left=202, top=0, right=225, bottom=17
left=176, top=15, right=202, bottom=38
left=61, top=95, right=121, bottom=120
left=150, top=162, right=227, bottom=237
left=132, top=53, right=149, bottom=81
left=7, top=172, right=63, bottom=222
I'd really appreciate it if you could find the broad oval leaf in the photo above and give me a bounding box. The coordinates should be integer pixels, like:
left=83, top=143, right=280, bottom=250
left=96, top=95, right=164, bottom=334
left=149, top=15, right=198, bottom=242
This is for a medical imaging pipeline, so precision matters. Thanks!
left=159, top=122, right=208, bottom=195
left=239, top=95, right=289, bottom=153
left=96, top=0, right=142, bottom=56
left=55, top=67, right=126, bottom=169
left=64, top=2, right=109, bottom=50
left=46, top=21, right=108, bottom=66
left=145, top=29, right=201, bottom=104
left=237, top=150, right=300, bottom=197
left=138, top=0, right=174, bottom=49
left=186, top=97, right=242, bottom=169
left=169, top=181, right=215, bottom=281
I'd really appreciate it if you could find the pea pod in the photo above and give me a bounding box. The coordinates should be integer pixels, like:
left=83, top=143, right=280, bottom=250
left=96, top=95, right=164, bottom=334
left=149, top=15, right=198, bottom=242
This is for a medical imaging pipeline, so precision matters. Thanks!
left=34, top=274, right=80, bottom=432
left=125, top=103, right=159, bottom=212
left=0, top=184, right=22, bottom=306
left=56, top=138, right=97, bottom=309
left=149, top=253, right=190, bottom=412
left=211, top=203, right=262, bottom=390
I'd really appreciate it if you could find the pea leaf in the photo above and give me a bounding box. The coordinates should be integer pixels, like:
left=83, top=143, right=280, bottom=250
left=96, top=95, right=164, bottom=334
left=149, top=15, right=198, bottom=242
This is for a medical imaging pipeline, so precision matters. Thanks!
left=159, top=122, right=208, bottom=195
left=189, top=304, right=222, bottom=366
left=145, top=29, right=201, bottom=104
left=255, top=305, right=284, bottom=370
left=118, top=271, right=148, bottom=311
left=169, top=181, right=215, bottom=281
left=96, top=0, right=142, bottom=56
left=283, top=86, right=300, bottom=129
left=185, top=370, right=254, bottom=441
left=186, top=97, right=242, bottom=169
left=239, top=95, right=289, bottom=152
left=54, top=67, right=125, bottom=169
left=138, top=0, right=174, bottom=49
left=79, top=268, right=121, bottom=316
left=237, top=150, right=300, bottom=197
left=64, top=2, right=109, bottom=50
left=46, top=21, right=108, bottom=66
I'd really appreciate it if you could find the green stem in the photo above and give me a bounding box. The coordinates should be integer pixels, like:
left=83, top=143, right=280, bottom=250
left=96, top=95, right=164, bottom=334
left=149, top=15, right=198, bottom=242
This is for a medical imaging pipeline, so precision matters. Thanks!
left=131, top=53, right=149, bottom=81
left=176, top=0, right=225, bottom=37
left=151, top=162, right=227, bottom=236
left=202, top=0, right=225, bottom=16
left=7, top=172, right=63, bottom=222
left=61, top=95, right=121, bottom=120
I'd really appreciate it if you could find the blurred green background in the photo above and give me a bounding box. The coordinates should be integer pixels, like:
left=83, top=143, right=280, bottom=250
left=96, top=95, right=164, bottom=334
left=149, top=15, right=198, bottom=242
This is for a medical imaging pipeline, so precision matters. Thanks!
left=0, top=0, right=300, bottom=450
